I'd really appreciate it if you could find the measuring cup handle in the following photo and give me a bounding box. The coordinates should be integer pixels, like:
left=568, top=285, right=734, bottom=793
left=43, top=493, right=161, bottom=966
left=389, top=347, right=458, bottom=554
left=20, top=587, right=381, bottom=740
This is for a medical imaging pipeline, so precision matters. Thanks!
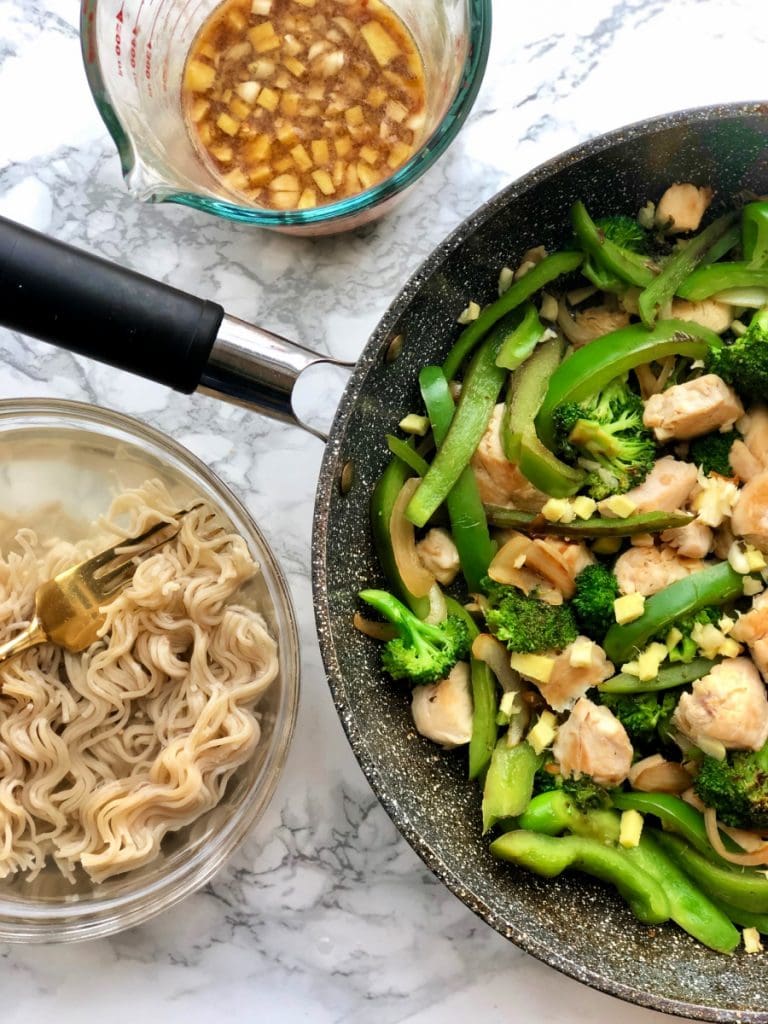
left=0, top=216, right=223, bottom=393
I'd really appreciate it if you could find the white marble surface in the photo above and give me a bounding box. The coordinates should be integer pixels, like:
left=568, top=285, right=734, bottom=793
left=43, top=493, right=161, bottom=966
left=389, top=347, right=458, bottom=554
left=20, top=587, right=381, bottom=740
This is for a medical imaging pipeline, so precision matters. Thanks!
left=1, top=0, right=767, bottom=1020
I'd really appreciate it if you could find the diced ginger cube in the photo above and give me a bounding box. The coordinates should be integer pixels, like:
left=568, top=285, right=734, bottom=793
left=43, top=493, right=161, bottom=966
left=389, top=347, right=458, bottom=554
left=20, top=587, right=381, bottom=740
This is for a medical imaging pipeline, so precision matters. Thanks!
left=385, top=99, right=408, bottom=124
left=335, top=136, right=352, bottom=158
left=274, top=71, right=291, bottom=89
left=210, top=143, right=233, bottom=162
left=283, top=56, right=306, bottom=77
left=229, top=96, right=251, bottom=119
left=311, top=139, right=330, bottom=165
left=291, top=144, right=313, bottom=171
left=359, top=145, right=380, bottom=166
left=244, top=134, right=272, bottom=161
left=198, top=42, right=216, bottom=61
left=332, top=159, right=344, bottom=186
left=283, top=33, right=303, bottom=56
left=250, top=58, right=276, bottom=79
left=344, top=161, right=359, bottom=193
left=276, top=123, right=299, bottom=146
left=280, top=91, right=301, bottom=116
left=236, top=81, right=261, bottom=104
left=248, top=22, right=280, bottom=53
left=216, top=112, right=241, bottom=137
left=333, top=16, right=355, bottom=37
left=257, top=87, right=280, bottom=111
left=189, top=98, right=210, bottom=123
left=222, top=88, right=233, bottom=103
left=345, top=105, right=364, bottom=128
left=270, top=172, right=300, bottom=191
left=366, top=85, right=387, bottom=107
left=226, top=7, right=247, bottom=31
left=293, top=0, right=316, bottom=6
left=307, top=81, right=325, bottom=101
left=360, top=20, right=401, bottom=66
left=387, top=141, right=412, bottom=169
left=354, top=60, right=372, bottom=80
left=312, top=169, right=335, bottom=195
left=271, top=190, right=300, bottom=209
left=298, top=188, right=317, bottom=209
left=251, top=0, right=272, bottom=12
left=274, top=156, right=294, bottom=172
left=223, top=167, right=249, bottom=191
left=197, top=122, right=212, bottom=146
left=357, top=161, right=380, bottom=189
left=184, top=60, right=216, bottom=93
left=249, top=165, right=272, bottom=186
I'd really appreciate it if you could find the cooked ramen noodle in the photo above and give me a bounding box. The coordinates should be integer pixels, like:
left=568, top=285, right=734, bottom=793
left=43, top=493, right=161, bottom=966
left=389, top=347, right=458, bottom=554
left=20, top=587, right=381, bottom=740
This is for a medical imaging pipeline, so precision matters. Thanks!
left=0, top=480, right=278, bottom=882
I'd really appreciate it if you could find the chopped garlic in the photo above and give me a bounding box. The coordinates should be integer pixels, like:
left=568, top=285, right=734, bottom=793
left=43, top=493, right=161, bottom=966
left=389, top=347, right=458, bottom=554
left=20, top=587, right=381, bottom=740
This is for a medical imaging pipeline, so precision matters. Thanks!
left=621, top=660, right=640, bottom=678
left=569, top=638, right=595, bottom=668
left=743, top=928, right=764, bottom=954
left=692, top=621, right=727, bottom=659
left=719, top=614, right=736, bottom=635
left=718, top=637, right=743, bottom=659
left=636, top=643, right=668, bottom=681
left=747, top=546, right=767, bottom=572
left=599, top=494, right=638, bottom=518
left=398, top=413, right=430, bottom=436
left=637, top=200, right=655, bottom=230
left=666, top=626, right=683, bottom=651
left=614, top=593, right=645, bottom=625
left=527, top=710, right=558, bottom=755
left=457, top=300, right=481, bottom=324
left=692, top=470, right=739, bottom=527
left=698, top=736, right=727, bottom=760
left=539, top=292, right=558, bottom=322
left=510, top=653, right=555, bottom=684
left=744, top=576, right=765, bottom=597
left=542, top=498, right=576, bottom=524
left=499, top=691, right=518, bottom=718
left=572, top=496, right=597, bottom=520
left=498, top=266, right=514, bottom=296
left=729, top=542, right=751, bottom=575
left=619, top=809, right=644, bottom=849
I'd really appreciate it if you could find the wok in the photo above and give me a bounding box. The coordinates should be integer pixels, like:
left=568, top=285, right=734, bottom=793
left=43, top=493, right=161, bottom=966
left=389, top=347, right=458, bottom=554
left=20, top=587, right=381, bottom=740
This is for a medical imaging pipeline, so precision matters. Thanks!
left=3, top=101, right=768, bottom=1021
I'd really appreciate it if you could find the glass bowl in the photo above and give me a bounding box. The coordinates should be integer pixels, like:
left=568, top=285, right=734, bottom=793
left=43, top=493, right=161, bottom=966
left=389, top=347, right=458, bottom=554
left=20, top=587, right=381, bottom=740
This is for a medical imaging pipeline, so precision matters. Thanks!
left=0, top=398, right=299, bottom=942
left=80, top=0, right=492, bottom=235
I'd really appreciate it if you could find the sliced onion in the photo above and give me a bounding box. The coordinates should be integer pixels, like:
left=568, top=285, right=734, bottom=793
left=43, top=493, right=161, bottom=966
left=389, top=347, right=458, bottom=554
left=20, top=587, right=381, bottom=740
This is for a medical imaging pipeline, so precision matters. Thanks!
left=704, top=807, right=768, bottom=866
left=471, top=634, right=523, bottom=694
left=629, top=754, right=691, bottom=794
left=488, top=532, right=532, bottom=588
left=634, top=363, right=662, bottom=399
left=390, top=478, right=435, bottom=598
left=353, top=613, right=396, bottom=641
left=655, top=355, right=677, bottom=392
left=556, top=303, right=594, bottom=348
left=527, top=541, right=576, bottom=598
left=424, top=584, right=447, bottom=625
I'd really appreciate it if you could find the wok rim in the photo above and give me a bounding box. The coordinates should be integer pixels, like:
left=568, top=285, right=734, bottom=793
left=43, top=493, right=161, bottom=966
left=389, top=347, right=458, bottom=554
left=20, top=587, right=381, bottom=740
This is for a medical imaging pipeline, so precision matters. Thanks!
left=311, top=100, right=768, bottom=1023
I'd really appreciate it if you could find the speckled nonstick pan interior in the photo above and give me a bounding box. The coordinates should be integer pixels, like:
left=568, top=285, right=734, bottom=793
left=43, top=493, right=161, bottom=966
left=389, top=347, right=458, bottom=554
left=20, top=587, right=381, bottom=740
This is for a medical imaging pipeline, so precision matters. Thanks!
left=312, top=102, right=768, bottom=1022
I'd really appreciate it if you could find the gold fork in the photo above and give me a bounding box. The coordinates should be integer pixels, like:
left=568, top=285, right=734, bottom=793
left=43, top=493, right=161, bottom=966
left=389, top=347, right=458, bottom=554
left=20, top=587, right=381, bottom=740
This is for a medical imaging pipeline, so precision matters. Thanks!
left=0, top=504, right=202, bottom=669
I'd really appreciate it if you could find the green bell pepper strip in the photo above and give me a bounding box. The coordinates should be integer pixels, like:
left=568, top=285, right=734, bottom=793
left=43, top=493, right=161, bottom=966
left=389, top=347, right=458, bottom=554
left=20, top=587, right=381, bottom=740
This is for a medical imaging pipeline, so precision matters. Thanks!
left=502, top=336, right=564, bottom=463
left=490, top=830, right=670, bottom=925
left=637, top=211, right=739, bottom=326
left=712, top=900, right=768, bottom=934
left=571, top=201, right=656, bottom=288
left=676, top=262, right=768, bottom=302
left=654, top=831, right=768, bottom=913
left=611, top=792, right=739, bottom=866
left=444, top=596, right=498, bottom=780
left=742, top=201, right=768, bottom=268
left=385, top=435, right=430, bottom=476
left=419, top=367, right=495, bottom=593
left=701, top=221, right=741, bottom=266
left=600, top=658, right=716, bottom=694
left=518, top=431, right=585, bottom=498
left=495, top=302, right=547, bottom=371
left=481, top=740, right=541, bottom=833
left=518, top=790, right=621, bottom=842
left=441, top=251, right=584, bottom=382
left=603, top=562, right=746, bottom=664
left=406, top=336, right=507, bottom=529
left=534, top=319, right=722, bottom=450
left=371, top=452, right=430, bottom=618
left=483, top=507, right=693, bottom=538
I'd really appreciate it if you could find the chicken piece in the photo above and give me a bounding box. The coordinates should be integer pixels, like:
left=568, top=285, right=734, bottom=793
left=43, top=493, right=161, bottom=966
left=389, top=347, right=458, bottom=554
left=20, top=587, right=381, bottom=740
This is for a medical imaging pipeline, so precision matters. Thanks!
left=655, top=183, right=713, bottom=233
left=660, top=521, right=713, bottom=559
left=730, top=407, right=768, bottom=482
left=536, top=638, right=614, bottom=713
left=622, top=456, right=698, bottom=513
left=731, top=593, right=768, bottom=682
left=416, top=528, right=460, bottom=586
left=552, top=697, right=633, bottom=788
left=411, top=662, right=473, bottom=749
left=471, top=404, right=548, bottom=512
left=669, top=298, right=732, bottom=334
left=713, top=519, right=736, bottom=560
left=672, top=658, right=768, bottom=752
left=730, top=441, right=763, bottom=482
left=614, top=544, right=705, bottom=596
left=642, top=375, right=744, bottom=442
left=732, top=470, right=768, bottom=552
left=557, top=303, right=630, bottom=348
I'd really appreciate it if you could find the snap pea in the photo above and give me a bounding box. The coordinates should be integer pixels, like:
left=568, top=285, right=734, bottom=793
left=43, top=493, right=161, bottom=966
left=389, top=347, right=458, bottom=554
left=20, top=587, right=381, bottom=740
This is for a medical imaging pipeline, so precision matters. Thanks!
left=484, top=507, right=693, bottom=538
left=676, top=262, right=768, bottom=302
left=603, top=562, right=745, bottom=665
left=482, top=741, right=541, bottom=833
left=406, top=336, right=507, bottom=529
left=419, top=367, right=495, bottom=593
left=534, top=320, right=722, bottom=450
left=611, top=792, right=738, bottom=866
left=654, top=831, right=768, bottom=913
left=571, top=201, right=656, bottom=288
left=446, top=596, right=498, bottom=781
left=442, top=251, right=584, bottom=381
left=491, top=830, right=670, bottom=925
left=495, top=302, right=548, bottom=371
left=600, top=658, right=716, bottom=694
left=742, top=201, right=768, bottom=268
left=385, top=435, right=430, bottom=476
left=637, top=211, right=739, bottom=326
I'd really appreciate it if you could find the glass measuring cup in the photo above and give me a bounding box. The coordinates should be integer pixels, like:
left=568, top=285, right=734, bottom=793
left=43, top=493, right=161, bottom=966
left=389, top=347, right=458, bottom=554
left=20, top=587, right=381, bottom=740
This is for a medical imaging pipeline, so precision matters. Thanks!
left=80, top=0, right=492, bottom=235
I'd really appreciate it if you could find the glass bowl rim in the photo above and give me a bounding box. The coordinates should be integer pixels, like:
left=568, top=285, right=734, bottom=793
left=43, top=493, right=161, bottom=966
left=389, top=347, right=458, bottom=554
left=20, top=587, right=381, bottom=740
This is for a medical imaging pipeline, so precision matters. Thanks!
left=0, top=397, right=300, bottom=942
left=79, top=0, right=493, bottom=227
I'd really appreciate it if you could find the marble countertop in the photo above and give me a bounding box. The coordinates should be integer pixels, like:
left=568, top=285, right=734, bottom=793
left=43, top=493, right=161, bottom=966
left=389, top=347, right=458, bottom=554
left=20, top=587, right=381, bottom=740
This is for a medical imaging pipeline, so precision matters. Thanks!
left=2, top=0, right=768, bottom=1020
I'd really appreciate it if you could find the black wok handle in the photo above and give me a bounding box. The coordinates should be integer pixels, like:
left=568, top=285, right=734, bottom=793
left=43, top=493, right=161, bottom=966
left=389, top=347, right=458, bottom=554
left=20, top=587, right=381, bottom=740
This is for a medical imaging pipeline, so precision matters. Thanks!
left=0, top=217, right=351, bottom=437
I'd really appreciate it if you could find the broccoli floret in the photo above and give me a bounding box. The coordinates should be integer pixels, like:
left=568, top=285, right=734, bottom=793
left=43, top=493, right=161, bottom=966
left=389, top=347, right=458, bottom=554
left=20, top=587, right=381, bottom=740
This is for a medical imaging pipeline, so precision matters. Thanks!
left=695, top=741, right=768, bottom=829
left=359, top=589, right=469, bottom=686
left=653, top=607, right=721, bottom=664
left=533, top=760, right=610, bottom=809
left=596, top=215, right=649, bottom=253
left=689, top=430, right=739, bottom=477
left=599, top=691, right=678, bottom=753
left=571, top=564, right=620, bottom=641
left=553, top=375, right=657, bottom=501
left=709, top=306, right=768, bottom=402
left=482, top=579, right=578, bottom=653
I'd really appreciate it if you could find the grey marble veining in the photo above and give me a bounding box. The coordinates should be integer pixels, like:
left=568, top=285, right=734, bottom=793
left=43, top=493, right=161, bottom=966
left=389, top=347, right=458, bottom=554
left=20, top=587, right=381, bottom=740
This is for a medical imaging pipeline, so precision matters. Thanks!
left=1, top=1, right=768, bottom=1021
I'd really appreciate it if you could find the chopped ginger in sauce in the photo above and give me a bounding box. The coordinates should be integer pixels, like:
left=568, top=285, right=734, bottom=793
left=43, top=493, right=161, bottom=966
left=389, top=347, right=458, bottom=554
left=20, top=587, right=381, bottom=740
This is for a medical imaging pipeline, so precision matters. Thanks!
left=182, top=0, right=427, bottom=211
